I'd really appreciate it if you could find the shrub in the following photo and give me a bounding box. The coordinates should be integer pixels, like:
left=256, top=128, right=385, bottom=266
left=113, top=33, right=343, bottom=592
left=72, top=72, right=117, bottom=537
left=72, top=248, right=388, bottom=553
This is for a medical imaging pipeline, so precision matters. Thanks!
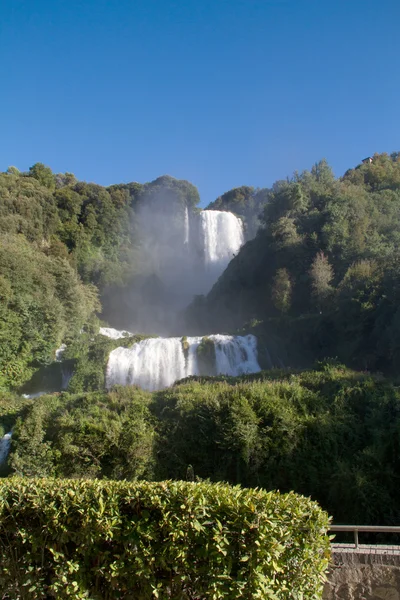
left=0, top=478, right=330, bottom=599
left=9, top=389, right=155, bottom=480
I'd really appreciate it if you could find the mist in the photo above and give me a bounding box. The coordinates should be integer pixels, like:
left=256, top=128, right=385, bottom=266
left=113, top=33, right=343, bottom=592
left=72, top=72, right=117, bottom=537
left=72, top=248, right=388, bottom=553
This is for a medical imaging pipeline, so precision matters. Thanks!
left=100, top=177, right=245, bottom=336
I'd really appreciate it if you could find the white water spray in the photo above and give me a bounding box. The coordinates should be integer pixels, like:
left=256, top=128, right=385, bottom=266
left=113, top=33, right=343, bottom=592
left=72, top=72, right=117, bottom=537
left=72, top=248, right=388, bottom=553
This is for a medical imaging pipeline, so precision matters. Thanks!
left=106, top=337, right=186, bottom=391
left=212, top=334, right=260, bottom=376
left=106, top=334, right=260, bottom=392
left=55, top=344, right=67, bottom=362
left=0, top=432, right=12, bottom=466
left=99, top=327, right=134, bottom=339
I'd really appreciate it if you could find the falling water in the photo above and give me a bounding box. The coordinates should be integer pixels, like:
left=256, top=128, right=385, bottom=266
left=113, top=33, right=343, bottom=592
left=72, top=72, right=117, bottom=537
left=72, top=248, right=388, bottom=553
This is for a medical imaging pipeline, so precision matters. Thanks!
left=0, top=432, right=12, bottom=466
left=106, top=337, right=187, bottom=391
left=22, top=391, right=50, bottom=399
left=184, top=206, right=190, bottom=245
left=55, top=343, right=73, bottom=389
left=99, top=327, right=134, bottom=339
left=200, top=210, right=244, bottom=271
left=106, top=334, right=260, bottom=392
left=212, top=334, right=261, bottom=376
left=55, top=344, right=67, bottom=362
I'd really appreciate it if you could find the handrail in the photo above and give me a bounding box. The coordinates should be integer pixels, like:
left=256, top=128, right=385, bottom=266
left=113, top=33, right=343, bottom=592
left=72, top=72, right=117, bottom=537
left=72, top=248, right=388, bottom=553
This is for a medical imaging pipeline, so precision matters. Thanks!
left=329, top=525, right=400, bottom=548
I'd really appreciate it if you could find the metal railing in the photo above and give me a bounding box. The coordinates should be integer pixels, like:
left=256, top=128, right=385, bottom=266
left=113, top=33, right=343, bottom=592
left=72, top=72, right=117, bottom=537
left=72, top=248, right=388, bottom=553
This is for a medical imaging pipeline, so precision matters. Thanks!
left=330, top=525, right=400, bottom=549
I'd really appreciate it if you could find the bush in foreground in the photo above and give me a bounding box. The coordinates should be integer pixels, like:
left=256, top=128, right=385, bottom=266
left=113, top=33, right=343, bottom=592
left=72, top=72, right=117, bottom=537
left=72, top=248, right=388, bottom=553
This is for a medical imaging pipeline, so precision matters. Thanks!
left=0, top=479, right=330, bottom=599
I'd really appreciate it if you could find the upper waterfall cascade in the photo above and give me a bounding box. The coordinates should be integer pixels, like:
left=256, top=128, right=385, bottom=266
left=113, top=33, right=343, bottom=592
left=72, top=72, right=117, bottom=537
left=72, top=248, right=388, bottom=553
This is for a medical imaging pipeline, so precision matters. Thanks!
left=106, top=334, right=261, bottom=392
left=144, top=207, right=244, bottom=293
left=99, top=206, right=246, bottom=335
left=200, top=210, right=244, bottom=270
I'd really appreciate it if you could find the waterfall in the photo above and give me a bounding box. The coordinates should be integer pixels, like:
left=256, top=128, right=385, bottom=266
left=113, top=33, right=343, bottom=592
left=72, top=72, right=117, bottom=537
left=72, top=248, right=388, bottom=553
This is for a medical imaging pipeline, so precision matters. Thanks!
left=213, top=334, right=260, bottom=376
left=55, top=343, right=73, bottom=389
left=184, top=206, right=190, bottom=245
left=61, top=365, right=73, bottom=390
left=106, top=334, right=261, bottom=392
left=200, top=210, right=244, bottom=271
left=22, top=391, right=49, bottom=399
left=55, top=344, right=66, bottom=362
left=106, top=337, right=187, bottom=391
left=186, top=336, right=202, bottom=376
left=99, top=327, right=134, bottom=339
left=0, top=432, right=12, bottom=466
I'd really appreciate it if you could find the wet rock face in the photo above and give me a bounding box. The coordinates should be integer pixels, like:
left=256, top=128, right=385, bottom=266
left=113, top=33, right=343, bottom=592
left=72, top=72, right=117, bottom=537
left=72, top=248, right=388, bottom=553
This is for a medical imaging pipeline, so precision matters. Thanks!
left=324, top=553, right=400, bottom=600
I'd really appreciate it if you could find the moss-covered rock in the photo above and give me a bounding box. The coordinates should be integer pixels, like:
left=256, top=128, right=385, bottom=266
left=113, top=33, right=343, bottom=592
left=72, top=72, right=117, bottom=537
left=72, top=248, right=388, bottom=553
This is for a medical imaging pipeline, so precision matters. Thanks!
left=181, top=336, right=190, bottom=360
left=197, top=337, right=216, bottom=376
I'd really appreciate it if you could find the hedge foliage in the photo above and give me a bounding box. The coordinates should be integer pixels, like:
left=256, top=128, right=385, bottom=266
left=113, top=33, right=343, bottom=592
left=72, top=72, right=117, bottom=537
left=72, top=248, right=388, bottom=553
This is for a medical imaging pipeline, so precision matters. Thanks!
left=0, top=479, right=330, bottom=599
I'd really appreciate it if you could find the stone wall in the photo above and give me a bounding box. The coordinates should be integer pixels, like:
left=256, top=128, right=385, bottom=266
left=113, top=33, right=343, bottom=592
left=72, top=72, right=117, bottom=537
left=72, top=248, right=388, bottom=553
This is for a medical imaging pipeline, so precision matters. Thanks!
left=324, top=551, right=400, bottom=600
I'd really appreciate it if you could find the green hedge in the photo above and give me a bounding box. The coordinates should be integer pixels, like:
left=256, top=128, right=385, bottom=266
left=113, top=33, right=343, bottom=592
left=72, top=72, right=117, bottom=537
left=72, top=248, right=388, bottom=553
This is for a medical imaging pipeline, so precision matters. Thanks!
left=0, top=479, right=329, bottom=599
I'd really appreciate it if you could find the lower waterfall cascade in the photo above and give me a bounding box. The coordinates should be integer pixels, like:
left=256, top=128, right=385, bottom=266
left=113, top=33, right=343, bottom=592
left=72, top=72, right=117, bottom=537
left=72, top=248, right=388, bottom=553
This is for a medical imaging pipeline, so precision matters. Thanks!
left=106, top=334, right=261, bottom=392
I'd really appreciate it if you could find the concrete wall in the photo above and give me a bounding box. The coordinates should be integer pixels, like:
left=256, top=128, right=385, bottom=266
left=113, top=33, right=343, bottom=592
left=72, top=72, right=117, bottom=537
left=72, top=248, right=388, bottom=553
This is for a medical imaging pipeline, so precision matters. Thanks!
left=324, top=551, right=400, bottom=600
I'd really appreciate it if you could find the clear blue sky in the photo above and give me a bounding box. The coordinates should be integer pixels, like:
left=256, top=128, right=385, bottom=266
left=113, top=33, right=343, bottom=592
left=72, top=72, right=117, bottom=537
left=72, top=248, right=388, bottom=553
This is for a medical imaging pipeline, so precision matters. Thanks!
left=1, top=0, right=399, bottom=206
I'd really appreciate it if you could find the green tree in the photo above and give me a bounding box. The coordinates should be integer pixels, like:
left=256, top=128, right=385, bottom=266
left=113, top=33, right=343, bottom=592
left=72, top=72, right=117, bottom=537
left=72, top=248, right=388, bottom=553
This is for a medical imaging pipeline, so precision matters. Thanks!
left=271, top=217, right=301, bottom=249
left=6, top=166, right=20, bottom=176
left=271, top=268, right=292, bottom=313
left=28, top=163, right=55, bottom=190
left=309, top=251, right=334, bottom=308
left=0, top=234, right=98, bottom=390
left=11, top=388, right=155, bottom=480
left=55, top=172, right=77, bottom=188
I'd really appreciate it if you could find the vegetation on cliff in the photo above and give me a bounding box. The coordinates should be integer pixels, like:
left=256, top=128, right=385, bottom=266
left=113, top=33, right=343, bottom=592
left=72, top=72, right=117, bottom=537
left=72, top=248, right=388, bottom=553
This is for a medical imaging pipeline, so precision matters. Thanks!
left=196, top=336, right=217, bottom=375
left=0, top=166, right=199, bottom=391
left=3, top=364, right=400, bottom=525
left=194, top=153, right=400, bottom=374
left=2, top=153, right=400, bottom=532
left=206, top=185, right=269, bottom=238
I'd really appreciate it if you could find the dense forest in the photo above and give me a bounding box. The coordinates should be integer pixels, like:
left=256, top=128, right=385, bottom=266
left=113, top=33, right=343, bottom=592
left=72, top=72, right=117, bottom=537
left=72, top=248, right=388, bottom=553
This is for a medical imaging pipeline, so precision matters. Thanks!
left=191, top=152, right=400, bottom=374
left=0, top=165, right=200, bottom=389
left=2, top=154, right=400, bottom=526
left=2, top=363, right=400, bottom=525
